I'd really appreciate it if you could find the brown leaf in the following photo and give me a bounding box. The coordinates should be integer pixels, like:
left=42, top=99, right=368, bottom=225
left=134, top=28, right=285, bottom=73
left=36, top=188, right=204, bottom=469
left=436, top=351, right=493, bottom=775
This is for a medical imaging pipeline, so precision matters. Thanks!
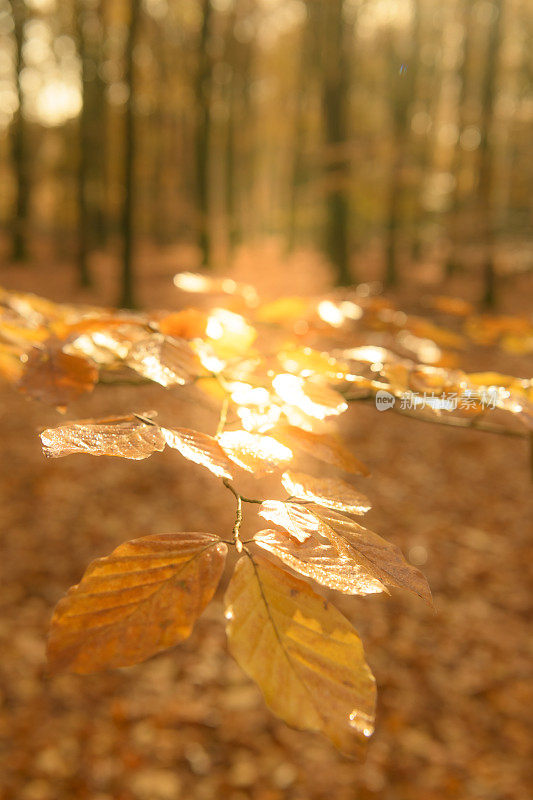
left=254, top=529, right=386, bottom=595
left=273, top=425, right=370, bottom=476
left=218, top=431, right=293, bottom=475
left=40, top=413, right=165, bottom=459
left=311, top=506, right=433, bottom=607
left=161, top=427, right=235, bottom=479
left=281, top=471, right=371, bottom=515
left=258, top=501, right=324, bottom=543
left=18, top=344, right=98, bottom=407
left=224, top=555, right=376, bottom=755
left=48, top=532, right=227, bottom=673
left=126, top=333, right=205, bottom=386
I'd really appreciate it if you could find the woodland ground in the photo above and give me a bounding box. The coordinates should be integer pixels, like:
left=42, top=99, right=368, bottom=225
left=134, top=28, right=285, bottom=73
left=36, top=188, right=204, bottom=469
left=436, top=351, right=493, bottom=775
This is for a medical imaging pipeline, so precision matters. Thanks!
left=0, top=240, right=532, bottom=800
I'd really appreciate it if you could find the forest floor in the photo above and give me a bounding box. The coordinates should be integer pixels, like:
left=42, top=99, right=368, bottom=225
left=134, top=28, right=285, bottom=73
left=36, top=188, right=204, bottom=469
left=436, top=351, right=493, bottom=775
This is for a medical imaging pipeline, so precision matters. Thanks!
left=0, top=241, right=532, bottom=800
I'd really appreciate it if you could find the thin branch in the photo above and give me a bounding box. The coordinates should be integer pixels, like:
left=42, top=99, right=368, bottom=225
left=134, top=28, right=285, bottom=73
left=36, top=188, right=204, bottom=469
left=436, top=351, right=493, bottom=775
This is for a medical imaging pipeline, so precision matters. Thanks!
left=346, top=394, right=528, bottom=439
left=223, top=479, right=243, bottom=552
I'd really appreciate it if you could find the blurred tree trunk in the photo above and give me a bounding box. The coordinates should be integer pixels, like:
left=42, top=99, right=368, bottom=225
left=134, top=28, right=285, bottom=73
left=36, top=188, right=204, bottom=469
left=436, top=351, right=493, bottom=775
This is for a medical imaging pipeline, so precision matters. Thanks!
left=9, top=0, right=28, bottom=263
left=287, top=17, right=312, bottom=254
left=445, top=1, right=473, bottom=277
left=119, top=0, right=139, bottom=308
left=75, top=0, right=92, bottom=287
left=384, top=16, right=417, bottom=288
left=195, top=0, right=213, bottom=267
left=321, top=0, right=351, bottom=286
left=479, top=0, right=503, bottom=308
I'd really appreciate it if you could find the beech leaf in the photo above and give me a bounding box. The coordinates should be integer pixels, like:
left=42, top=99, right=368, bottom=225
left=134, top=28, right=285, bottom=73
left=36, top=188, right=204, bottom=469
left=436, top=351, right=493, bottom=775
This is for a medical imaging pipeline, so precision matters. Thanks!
left=224, top=555, right=376, bottom=755
left=126, top=333, right=205, bottom=386
left=281, top=471, right=371, bottom=515
left=161, top=426, right=235, bottom=478
left=218, top=431, right=293, bottom=475
left=311, top=506, right=433, bottom=607
left=273, top=425, right=370, bottom=476
left=40, top=414, right=165, bottom=459
left=48, top=532, right=227, bottom=673
left=18, top=344, right=98, bottom=407
left=272, top=373, right=348, bottom=419
left=258, top=500, right=324, bottom=543
left=254, top=529, right=386, bottom=595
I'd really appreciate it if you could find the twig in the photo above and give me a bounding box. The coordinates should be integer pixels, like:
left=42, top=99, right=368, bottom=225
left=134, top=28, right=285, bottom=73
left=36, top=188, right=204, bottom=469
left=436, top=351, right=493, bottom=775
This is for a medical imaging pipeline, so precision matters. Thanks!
left=223, top=479, right=244, bottom=552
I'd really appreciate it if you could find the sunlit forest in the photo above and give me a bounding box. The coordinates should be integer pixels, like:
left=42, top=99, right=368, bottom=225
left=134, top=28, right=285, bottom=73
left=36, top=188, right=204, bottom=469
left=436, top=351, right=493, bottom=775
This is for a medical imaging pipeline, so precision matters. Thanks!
left=1, top=1, right=532, bottom=799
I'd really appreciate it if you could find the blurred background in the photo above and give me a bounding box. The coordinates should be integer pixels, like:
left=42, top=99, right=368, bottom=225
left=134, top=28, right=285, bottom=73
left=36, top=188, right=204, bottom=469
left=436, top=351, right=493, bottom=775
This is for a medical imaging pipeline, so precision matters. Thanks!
left=0, top=2, right=532, bottom=800
left=0, top=0, right=532, bottom=306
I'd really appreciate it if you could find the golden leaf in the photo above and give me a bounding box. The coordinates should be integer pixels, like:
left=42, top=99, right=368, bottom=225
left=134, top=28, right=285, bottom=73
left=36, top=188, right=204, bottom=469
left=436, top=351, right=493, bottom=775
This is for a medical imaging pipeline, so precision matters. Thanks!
left=48, top=532, right=227, bottom=673
left=224, top=555, right=376, bottom=755
left=218, top=431, right=293, bottom=475
left=277, top=346, right=350, bottom=381
left=161, top=427, right=235, bottom=479
left=158, top=309, right=208, bottom=339
left=272, top=374, right=348, bottom=419
left=281, top=471, right=371, bottom=515
left=311, top=507, right=433, bottom=607
left=273, top=425, right=370, bottom=476
left=258, top=500, right=324, bottom=543
left=126, top=333, right=205, bottom=386
left=41, top=414, right=165, bottom=459
left=18, top=344, right=98, bottom=407
left=254, top=529, right=385, bottom=595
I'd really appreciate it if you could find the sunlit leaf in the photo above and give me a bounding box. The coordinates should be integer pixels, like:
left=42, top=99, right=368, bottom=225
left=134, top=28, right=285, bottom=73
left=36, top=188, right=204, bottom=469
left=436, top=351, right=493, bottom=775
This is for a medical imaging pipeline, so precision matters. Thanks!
left=281, top=471, right=371, bottom=515
left=158, top=309, right=208, bottom=339
left=48, top=533, right=227, bottom=673
left=18, top=344, right=98, bottom=407
left=311, top=507, right=433, bottom=607
left=258, top=500, right=324, bottom=543
left=161, top=427, right=235, bottom=479
left=224, top=555, right=376, bottom=755
left=40, top=413, right=165, bottom=459
left=273, top=425, right=370, bottom=476
left=206, top=308, right=257, bottom=358
left=174, top=272, right=258, bottom=306
left=273, top=374, right=348, bottom=419
left=126, top=333, right=205, bottom=386
left=254, top=529, right=385, bottom=595
left=256, top=296, right=313, bottom=324
left=218, top=431, right=293, bottom=475
left=278, top=346, right=350, bottom=380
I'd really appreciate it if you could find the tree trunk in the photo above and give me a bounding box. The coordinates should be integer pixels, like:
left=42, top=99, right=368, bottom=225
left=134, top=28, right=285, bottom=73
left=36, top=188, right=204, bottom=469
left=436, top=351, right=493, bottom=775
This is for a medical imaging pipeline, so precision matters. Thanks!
left=321, top=0, right=351, bottom=286
left=119, top=0, right=139, bottom=308
left=479, top=0, right=503, bottom=308
left=195, top=0, right=213, bottom=267
left=75, top=0, right=92, bottom=287
left=9, top=0, right=28, bottom=263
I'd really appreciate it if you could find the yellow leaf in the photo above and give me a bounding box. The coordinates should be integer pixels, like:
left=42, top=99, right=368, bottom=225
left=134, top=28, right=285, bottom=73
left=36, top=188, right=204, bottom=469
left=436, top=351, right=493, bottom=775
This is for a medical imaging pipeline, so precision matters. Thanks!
left=126, top=333, right=205, bottom=386
left=218, top=431, right=293, bottom=475
left=258, top=500, right=324, bottom=543
left=281, top=471, right=371, bottom=515
left=40, top=413, right=165, bottom=459
left=254, top=529, right=385, bottom=595
left=161, top=427, right=235, bottom=479
left=224, top=555, right=376, bottom=755
left=277, top=346, right=350, bottom=380
left=273, top=374, right=348, bottom=419
left=48, top=533, right=227, bottom=673
left=273, top=425, right=370, bottom=476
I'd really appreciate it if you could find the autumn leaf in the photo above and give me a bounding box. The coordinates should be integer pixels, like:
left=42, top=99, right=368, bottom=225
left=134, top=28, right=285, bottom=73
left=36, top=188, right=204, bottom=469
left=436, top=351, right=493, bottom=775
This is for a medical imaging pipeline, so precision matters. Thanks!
left=218, top=430, right=293, bottom=475
left=272, top=373, right=348, bottom=419
left=40, top=413, right=165, bottom=459
left=126, top=333, right=205, bottom=386
left=254, top=529, right=385, bottom=596
left=311, top=506, right=433, bottom=607
left=273, top=425, right=370, bottom=476
left=18, top=343, right=98, bottom=407
left=161, top=426, right=235, bottom=478
left=281, top=471, right=371, bottom=515
left=48, top=532, right=227, bottom=673
left=258, top=500, right=324, bottom=543
left=224, top=555, right=376, bottom=755
left=158, top=309, right=208, bottom=339
left=277, top=346, right=350, bottom=381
